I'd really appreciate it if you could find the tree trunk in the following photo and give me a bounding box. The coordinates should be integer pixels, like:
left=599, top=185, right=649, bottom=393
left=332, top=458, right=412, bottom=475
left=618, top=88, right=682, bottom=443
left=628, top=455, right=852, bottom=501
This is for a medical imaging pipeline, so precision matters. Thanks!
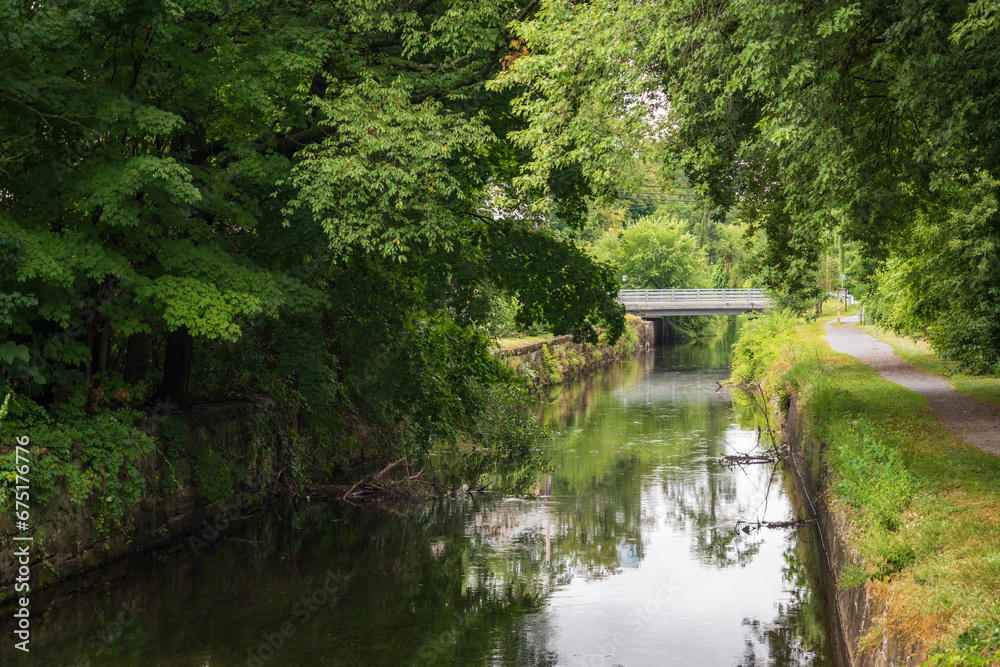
left=158, top=326, right=193, bottom=405
left=124, top=332, right=152, bottom=385
left=92, top=314, right=112, bottom=375
left=84, top=312, right=112, bottom=413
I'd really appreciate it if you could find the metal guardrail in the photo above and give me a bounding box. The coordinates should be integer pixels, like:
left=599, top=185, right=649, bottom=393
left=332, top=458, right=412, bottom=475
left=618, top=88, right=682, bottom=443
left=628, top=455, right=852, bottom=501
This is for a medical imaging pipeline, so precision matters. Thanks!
left=618, top=289, right=770, bottom=305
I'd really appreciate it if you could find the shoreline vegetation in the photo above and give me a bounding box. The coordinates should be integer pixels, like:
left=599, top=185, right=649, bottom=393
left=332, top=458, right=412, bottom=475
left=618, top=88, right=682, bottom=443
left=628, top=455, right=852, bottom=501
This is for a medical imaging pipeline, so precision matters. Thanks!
left=495, top=314, right=650, bottom=391
left=733, top=302, right=1000, bottom=666
left=0, top=314, right=651, bottom=603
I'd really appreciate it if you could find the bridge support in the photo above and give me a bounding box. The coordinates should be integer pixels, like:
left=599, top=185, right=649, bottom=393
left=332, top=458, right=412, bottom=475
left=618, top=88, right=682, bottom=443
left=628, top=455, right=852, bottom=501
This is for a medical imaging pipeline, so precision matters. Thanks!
left=645, top=317, right=673, bottom=346
left=650, top=318, right=663, bottom=345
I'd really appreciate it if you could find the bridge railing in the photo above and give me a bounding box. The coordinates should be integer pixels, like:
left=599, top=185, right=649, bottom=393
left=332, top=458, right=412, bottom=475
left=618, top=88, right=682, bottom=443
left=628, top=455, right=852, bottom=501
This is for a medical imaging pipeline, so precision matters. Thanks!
left=618, top=289, right=770, bottom=305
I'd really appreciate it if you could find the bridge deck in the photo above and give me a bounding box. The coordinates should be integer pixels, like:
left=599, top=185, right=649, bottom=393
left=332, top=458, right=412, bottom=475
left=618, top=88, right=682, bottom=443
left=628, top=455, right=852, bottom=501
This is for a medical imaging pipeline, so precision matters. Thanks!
left=619, top=289, right=771, bottom=316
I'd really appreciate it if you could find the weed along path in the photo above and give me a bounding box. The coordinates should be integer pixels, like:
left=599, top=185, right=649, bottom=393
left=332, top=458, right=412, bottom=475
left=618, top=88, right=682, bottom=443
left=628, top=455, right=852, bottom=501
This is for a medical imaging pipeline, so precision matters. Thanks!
left=824, top=314, right=1000, bottom=457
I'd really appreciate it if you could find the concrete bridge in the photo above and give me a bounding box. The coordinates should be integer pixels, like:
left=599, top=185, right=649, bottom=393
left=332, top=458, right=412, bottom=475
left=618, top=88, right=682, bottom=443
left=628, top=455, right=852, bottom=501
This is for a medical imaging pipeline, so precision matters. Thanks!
left=619, top=289, right=771, bottom=316
left=619, top=289, right=771, bottom=344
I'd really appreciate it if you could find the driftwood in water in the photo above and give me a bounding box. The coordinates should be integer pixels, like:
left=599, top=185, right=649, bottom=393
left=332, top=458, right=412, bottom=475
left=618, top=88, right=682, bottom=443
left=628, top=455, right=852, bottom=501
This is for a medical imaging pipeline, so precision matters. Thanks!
left=735, top=517, right=815, bottom=533
left=341, top=457, right=426, bottom=503
left=717, top=443, right=788, bottom=469
left=337, top=456, right=492, bottom=504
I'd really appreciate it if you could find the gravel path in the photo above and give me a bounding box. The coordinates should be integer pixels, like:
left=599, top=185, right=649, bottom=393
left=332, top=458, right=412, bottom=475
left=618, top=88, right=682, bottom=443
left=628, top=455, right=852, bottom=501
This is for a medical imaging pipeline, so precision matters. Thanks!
left=824, top=314, right=1000, bottom=457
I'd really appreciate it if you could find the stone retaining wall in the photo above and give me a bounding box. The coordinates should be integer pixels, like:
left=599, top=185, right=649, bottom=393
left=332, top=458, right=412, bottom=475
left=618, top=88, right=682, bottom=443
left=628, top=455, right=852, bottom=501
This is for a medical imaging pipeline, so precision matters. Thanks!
left=0, top=400, right=281, bottom=604
left=496, top=318, right=652, bottom=391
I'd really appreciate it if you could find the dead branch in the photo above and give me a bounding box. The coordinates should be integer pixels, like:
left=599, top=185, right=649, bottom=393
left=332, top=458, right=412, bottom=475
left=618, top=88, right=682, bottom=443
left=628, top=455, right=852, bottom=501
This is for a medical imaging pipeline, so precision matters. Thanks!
left=341, top=457, right=437, bottom=503
left=735, top=517, right=815, bottom=533
left=717, top=443, right=788, bottom=468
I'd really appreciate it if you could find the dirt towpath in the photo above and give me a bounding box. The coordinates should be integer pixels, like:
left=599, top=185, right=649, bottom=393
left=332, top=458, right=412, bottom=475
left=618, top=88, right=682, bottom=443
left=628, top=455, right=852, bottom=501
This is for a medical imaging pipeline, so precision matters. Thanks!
left=824, top=314, right=1000, bottom=457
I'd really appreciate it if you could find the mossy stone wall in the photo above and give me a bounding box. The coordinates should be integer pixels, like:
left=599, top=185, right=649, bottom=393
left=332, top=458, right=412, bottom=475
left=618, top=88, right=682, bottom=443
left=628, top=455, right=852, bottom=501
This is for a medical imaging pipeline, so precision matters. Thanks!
left=0, top=400, right=280, bottom=604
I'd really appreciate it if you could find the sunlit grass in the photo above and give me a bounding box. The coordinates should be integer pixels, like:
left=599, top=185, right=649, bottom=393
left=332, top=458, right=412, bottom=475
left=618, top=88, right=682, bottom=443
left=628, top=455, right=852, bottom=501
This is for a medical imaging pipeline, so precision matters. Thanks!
left=787, top=320, right=1000, bottom=662
left=495, top=334, right=555, bottom=349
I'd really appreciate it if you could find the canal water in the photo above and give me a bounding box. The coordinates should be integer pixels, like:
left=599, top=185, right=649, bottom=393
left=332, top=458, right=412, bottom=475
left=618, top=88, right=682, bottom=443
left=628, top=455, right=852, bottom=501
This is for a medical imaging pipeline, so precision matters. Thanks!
left=16, top=324, right=833, bottom=666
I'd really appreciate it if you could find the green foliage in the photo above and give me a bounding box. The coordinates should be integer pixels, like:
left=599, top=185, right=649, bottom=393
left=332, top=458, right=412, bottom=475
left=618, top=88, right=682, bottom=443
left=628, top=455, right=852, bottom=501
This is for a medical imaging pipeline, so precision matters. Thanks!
left=501, top=314, right=644, bottom=390
left=608, top=315, right=641, bottom=357
left=709, top=222, right=754, bottom=289
left=286, top=76, right=494, bottom=262
left=78, top=412, right=155, bottom=533
left=487, top=0, right=657, bottom=203
left=780, top=332, right=921, bottom=584
left=0, top=0, right=628, bottom=487
left=0, top=423, right=74, bottom=510
left=594, top=213, right=705, bottom=289
left=729, top=311, right=798, bottom=394
left=586, top=206, right=721, bottom=339
left=922, top=614, right=1000, bottom=666
left=499, top=0, right=1000, bottom=317
left=829, top=419, right=916, bottom=581
left=770, top=307, right=1000, bottom=654
left=450, top=384, right=546, bottom=489
left=741, top=209, right=825, bottom=311
left=868, top=173, right=1000, bottom=374
left=470, top=285, right=521, bottom=340
left=481, top=221, right=626, bottom=345
left=194, top=448, right=235, bottom=505
left=0, top=398, right=154, bottom=532
left=540, top=344, right=561, bottom=384
left=161, top=417, right=188, bottom=447
left=159, top=417, right=188, bottom=495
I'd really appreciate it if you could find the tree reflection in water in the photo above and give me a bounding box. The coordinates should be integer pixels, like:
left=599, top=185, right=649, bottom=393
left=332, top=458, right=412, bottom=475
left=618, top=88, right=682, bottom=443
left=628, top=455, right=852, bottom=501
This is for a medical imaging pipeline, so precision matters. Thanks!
left=14, top=319, right=832, bottom=667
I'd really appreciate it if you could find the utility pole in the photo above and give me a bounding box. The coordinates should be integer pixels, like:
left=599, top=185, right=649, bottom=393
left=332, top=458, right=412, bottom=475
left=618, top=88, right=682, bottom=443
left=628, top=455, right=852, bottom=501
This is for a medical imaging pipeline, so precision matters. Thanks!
left=839, top=234, right=845, bottom=285
left=836, top=233, right=844, bottom=323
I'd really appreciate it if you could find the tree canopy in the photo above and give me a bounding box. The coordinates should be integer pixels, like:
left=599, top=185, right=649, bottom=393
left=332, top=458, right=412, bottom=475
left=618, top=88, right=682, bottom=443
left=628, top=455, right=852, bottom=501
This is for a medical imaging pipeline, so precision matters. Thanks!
left=0, top=0, right=626, bottom=462
left=592, top=213, right=705, bottom=290
left=496, top=0, right=1000, bottom=361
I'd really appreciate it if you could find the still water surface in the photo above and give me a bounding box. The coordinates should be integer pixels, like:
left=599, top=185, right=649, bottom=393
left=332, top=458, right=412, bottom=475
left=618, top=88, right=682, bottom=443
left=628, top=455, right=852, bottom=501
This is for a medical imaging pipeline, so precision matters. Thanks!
left=17, top=326, right=832, bottom=666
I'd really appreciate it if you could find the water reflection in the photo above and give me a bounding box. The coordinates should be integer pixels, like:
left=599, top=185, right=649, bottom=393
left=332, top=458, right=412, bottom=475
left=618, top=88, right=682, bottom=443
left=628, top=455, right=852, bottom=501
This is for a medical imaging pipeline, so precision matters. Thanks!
left=8, top=318, right=832, bottom=666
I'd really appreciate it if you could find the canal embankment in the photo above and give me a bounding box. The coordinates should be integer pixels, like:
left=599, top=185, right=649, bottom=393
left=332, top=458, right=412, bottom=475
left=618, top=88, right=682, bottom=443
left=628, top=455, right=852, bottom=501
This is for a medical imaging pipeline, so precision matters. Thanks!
left=0, top=400, right=284, bottom=604
left=751, top=307, right=1000, bottom=666
left=0, top=316, right=652, bottom=606
left=495, top=313, right=651, bottom=391
left=5, top=319, right=837, bottom=666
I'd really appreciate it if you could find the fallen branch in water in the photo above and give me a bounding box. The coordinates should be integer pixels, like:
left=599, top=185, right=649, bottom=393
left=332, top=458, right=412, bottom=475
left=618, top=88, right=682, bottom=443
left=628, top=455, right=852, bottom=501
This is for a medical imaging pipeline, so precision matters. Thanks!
left=735, top=517, right=815, bottom=533
left=717, top=444, right=788, bottom=468
left=342, top=457, right=428, bottom=503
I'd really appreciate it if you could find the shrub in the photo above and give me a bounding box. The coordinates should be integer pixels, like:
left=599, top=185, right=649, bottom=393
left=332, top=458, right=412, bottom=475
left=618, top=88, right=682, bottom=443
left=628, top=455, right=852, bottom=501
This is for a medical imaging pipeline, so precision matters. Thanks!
left=729, top=310, right=798, bottom=394
left=0, top=394, right=155, bottom=531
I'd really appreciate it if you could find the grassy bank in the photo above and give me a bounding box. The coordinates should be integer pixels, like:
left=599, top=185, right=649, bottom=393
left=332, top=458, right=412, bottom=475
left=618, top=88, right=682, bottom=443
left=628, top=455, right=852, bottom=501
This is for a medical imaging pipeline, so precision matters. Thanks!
left=740, top=307, right=1000, bottom=664
left=495, top=334, right=558, bottom=350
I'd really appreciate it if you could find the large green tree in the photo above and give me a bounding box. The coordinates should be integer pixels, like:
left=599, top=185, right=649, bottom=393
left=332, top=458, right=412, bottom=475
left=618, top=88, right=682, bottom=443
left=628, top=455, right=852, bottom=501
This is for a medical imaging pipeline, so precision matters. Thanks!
left=494, top=0, right=1000, bottom=312
left=0, top=0, right=624, bottom=457
left=592, top=213, right=706, bottom=289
